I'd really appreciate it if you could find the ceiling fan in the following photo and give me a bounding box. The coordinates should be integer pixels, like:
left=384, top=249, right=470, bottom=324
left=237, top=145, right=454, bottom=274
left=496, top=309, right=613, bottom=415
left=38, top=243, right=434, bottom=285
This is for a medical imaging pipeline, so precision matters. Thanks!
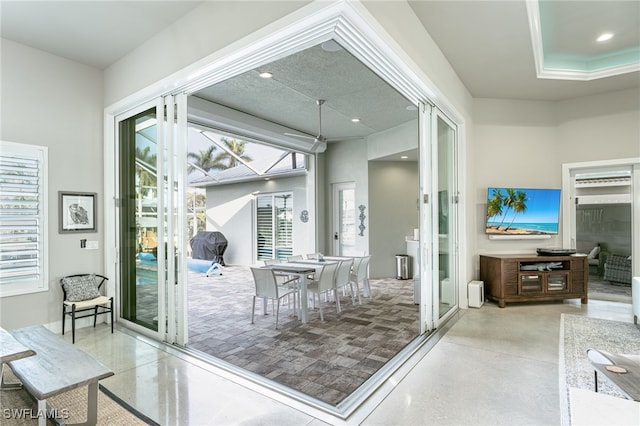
left=285, top=99, right=359, bottom=153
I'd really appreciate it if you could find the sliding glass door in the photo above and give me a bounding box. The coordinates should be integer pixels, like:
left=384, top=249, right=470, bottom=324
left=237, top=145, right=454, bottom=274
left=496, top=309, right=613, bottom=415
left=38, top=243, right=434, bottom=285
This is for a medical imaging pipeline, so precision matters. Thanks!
left=256, top=192, right=294, bottom=261
left=118, top=106, right=160, bottom=331
left=434, top=112, right=458, bottom=319
left=116, top=95, right=187, bottom=344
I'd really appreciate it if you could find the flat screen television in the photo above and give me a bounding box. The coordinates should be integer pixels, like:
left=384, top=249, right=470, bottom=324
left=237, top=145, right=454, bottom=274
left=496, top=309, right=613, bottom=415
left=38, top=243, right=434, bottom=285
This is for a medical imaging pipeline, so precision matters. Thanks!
left=485, top=187, right=561, bottom=235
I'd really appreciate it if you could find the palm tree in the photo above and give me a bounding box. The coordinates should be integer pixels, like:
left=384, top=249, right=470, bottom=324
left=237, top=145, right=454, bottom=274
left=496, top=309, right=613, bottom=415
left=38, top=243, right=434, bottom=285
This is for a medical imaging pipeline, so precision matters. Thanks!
left=213, top=137, right=252, bottom=169
left=486, top=188, right=504, bottom=228
left=135, top=145, right=157, bottom=196
left=497, top=188, right=516, bottom=230
left=505, top=191, right=528, bottom=231
left=187, top=145, right=223, bottom=175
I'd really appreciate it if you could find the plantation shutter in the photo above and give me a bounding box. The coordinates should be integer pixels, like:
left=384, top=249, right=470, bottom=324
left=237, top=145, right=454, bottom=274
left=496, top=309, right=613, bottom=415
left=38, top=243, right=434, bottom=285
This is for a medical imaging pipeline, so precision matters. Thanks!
left=274, top=195, right=292, bottom=259
left=256, top=193, right=293, bottom=261
left=256, top=196, right=273, bottom=260
left=0, top=142, right=48, bottom=296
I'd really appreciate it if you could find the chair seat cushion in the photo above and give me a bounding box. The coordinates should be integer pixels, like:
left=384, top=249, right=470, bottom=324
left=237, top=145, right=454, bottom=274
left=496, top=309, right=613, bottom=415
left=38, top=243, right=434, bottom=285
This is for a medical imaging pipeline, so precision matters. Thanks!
left=61, top=275, right=101, bottom=302
left=64, top=295, right=111, bottom=309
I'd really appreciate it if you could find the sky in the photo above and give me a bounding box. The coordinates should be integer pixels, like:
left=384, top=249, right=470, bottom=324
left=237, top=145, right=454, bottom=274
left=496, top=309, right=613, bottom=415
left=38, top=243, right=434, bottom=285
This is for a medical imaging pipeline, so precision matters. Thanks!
left=486, top=187, right=561, bottom=223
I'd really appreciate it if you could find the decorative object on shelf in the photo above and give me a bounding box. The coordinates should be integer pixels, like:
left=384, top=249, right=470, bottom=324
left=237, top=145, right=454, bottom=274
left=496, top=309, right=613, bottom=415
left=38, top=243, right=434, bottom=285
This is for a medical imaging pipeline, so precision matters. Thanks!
left=358, top=204, right=366, bottom=236
left=300, top=210, right=309, bottom=223
left=59, top=191, right=97, bottom=233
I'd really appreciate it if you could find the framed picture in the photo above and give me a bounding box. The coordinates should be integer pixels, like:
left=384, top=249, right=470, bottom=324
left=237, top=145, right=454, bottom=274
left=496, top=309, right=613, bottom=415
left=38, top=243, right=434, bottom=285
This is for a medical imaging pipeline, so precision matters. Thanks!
left=59, top=191, right=97, bottom=233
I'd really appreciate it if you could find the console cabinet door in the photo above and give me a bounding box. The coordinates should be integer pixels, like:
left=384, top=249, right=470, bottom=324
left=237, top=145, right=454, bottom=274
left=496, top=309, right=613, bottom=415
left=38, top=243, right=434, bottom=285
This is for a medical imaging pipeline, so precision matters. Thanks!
left=519, top=273, right=543, bottom=294
left=547, top=271, right=570, bottom=293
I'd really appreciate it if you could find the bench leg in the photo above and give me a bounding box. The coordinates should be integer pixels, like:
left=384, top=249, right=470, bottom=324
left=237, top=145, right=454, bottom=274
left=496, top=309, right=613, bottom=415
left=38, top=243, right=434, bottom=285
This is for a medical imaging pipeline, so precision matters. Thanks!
left=38, top=399, right=47, bottom=426
left=36, top=382, right=98, bottom=426
left=0, top=363, right=22, bottom=390
left=86, top=381, right=98, bottom=425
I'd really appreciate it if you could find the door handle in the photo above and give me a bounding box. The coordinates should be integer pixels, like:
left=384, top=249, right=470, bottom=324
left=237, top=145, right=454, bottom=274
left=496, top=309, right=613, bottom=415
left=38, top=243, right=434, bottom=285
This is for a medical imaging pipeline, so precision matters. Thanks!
left=334, top=232, right=339, bottom=240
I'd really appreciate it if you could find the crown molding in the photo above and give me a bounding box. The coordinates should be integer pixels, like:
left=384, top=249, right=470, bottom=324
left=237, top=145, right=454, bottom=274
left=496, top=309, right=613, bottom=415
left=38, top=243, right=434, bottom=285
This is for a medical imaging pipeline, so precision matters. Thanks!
left=526, top=0, right=640, bottom=81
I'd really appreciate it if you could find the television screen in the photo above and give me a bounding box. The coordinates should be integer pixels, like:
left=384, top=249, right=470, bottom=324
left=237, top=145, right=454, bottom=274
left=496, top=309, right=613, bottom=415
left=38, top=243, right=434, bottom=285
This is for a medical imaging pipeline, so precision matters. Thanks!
left=485, top=187, right=561, bottom=235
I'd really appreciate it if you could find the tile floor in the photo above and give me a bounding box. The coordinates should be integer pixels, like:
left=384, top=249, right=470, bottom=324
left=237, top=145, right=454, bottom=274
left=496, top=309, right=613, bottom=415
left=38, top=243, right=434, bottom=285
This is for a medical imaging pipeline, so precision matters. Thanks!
left=187, top=266, right=419, bottom=405
left=66, top=297, right=633, bottom=425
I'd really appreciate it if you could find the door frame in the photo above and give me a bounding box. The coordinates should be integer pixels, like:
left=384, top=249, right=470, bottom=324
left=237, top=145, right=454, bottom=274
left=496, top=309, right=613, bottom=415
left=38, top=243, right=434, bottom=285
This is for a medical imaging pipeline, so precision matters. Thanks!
left=103, top=1, right=468, bottom=416
left=562, top=157, right=640, bottom=279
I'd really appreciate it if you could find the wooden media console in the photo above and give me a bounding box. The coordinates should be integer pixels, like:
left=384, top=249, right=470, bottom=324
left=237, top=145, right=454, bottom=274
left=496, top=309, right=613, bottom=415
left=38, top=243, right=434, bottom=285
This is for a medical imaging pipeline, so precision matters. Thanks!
left=480, top=253, right=588, bottom=308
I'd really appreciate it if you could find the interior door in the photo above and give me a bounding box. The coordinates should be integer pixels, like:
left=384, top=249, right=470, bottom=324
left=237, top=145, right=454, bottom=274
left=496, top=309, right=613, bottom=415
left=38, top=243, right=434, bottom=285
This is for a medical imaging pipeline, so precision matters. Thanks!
left=332, top=182, right=357, bottom=256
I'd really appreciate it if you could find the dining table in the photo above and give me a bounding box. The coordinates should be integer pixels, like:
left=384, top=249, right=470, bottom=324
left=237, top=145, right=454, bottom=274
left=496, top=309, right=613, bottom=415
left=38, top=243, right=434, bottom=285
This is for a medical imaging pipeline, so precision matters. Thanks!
left=264, top=260, right=337, bottom=323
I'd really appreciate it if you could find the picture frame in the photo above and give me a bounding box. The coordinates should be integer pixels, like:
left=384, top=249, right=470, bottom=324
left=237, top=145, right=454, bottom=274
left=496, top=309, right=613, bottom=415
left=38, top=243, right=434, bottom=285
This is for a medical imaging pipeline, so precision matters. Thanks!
left=59, top=191, right=97, bottom=233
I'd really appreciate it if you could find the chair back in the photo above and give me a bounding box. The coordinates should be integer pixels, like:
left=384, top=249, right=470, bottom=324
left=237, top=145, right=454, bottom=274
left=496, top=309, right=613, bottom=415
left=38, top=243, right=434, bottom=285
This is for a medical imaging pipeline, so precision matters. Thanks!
left=335, top=258, right=353, bottom=287
left=263, top=259, right=279, bottom=266
left=306, top=253, right=318, bottom=260
left=316, top=262, right=339, bottom=293
left=352, top=256, right=363, bottom=274
left=287, top=255, right=303, bottom=262
left=60, top=274, right=108, bottom=302
left=250, top=267, right=279, bottom=298
left=357, top=256, right=371, bottom=280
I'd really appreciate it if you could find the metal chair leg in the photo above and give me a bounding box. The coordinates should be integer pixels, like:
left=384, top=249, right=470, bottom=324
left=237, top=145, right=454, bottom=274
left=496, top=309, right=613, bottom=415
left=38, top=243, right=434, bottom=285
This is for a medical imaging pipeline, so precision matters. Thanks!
left=71, top=304, right=76, bottom=344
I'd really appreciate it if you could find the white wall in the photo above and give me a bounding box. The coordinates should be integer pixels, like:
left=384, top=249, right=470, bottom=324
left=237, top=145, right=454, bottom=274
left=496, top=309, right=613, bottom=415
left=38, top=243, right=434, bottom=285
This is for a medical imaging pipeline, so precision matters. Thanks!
left=471, top=89, right=640, bottom=278
left=323, top=138, right=369, bottom=256
left=0, top=39, right=104, bottom=330
left=204, top=174, right=313, bottom=265
left=368, top=161, right=419, bottom=278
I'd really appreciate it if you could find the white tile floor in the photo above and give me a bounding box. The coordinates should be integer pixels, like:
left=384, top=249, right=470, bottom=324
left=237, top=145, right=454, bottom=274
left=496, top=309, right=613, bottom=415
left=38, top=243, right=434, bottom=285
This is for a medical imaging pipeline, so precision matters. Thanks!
left=67, top=299, right=633, bottom=425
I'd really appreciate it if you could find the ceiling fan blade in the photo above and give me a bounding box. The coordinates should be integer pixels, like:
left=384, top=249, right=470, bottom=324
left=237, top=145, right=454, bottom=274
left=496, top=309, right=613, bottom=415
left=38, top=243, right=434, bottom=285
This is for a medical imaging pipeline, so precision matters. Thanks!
left=284, top=132, right=316, bottom=141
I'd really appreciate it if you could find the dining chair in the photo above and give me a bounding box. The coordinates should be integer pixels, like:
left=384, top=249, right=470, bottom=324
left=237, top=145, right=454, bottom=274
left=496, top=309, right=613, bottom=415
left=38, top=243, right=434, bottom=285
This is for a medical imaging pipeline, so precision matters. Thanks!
left=334, top=258, right=357, bottom=311
left=307, top=261, right=339, bottom=321
left=306, top=253, right=318, bottom=260
left=352, top=255, right=372, bottom=298
left=263, top=259, right=299, bottom=312
left=250, top=267, right=298, bottom=329
left=287, top=255, right=303, bottom=262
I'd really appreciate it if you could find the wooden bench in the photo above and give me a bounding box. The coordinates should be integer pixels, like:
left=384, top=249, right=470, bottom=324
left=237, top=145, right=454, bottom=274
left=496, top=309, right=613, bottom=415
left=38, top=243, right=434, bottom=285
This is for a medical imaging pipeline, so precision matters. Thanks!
left=7, top=325, right=114, bottom=426
left=0, top=327, right=35, bottom=364
left=0, top=327, right=35, bottom=389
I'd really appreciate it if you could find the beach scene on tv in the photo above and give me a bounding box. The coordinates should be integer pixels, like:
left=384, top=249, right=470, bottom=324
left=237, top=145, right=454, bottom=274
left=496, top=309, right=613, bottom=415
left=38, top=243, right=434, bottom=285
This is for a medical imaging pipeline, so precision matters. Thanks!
left=485, top=187, right=561, bottom=235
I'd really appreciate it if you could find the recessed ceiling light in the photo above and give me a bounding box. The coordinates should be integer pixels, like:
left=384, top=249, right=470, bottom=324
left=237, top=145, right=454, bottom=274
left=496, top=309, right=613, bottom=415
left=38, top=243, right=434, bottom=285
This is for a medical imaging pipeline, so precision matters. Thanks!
left=351, top=118, right=360, bottom=123
left=596, top=33, right=614, bottom=42
left=400, top=155, right=408, bottom=159
left=406, top=105, right=417, bottom=111
left=259, top=72, right=273, bottom=79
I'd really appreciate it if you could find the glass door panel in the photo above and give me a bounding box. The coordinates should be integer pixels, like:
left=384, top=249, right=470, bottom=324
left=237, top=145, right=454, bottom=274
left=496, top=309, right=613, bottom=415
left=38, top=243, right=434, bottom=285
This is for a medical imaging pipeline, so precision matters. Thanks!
left=118, top=108, right=160, bottom=330
left=333, top=182, right=357, bottom=256
left=519, top=274, right=543, bottom=293
left=256, top=193, right=293, bottom=261
left=435, top=113, right=457, bottom=319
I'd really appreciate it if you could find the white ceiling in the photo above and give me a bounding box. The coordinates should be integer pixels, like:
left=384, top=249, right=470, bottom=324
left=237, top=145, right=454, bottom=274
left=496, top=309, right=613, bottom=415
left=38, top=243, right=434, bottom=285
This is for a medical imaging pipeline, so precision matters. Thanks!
left=0, top=1, right=203, bottom=69
left=2, top=0, right=638, bottom=146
